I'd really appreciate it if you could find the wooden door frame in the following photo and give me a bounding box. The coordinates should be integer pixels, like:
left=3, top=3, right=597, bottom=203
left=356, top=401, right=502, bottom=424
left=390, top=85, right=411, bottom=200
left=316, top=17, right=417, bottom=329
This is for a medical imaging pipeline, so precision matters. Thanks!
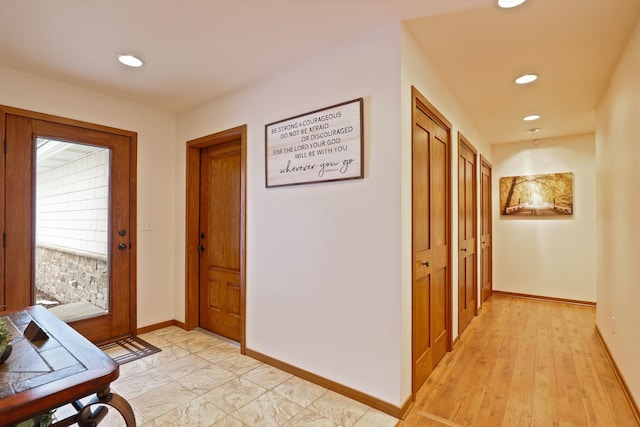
left=480, top=155, right=493, bottom=306
left=185, top=125, right=246, bottom=352
left=0, top=107, right=4, bottom=311
left=0, top=105, right=137, bottom=339
left=457, top=132, right=478, bottom=321
left=411, top=86, right=452, bottom=393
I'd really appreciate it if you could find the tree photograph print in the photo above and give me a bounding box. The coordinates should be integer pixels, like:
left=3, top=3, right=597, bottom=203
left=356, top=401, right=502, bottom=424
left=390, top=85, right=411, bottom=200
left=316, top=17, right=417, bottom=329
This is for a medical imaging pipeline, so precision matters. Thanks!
left=499, top=172, right=574, bottom=217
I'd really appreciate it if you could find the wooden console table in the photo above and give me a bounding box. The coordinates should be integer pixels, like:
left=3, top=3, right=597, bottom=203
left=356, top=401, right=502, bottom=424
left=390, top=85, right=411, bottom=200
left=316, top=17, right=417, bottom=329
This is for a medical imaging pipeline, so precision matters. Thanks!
left=0, top=305, right=135, bottom=426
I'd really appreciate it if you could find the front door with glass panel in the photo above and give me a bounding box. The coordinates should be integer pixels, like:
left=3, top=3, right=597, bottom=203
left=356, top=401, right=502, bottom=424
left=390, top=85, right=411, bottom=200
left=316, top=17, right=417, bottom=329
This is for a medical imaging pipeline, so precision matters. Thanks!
left=1, top=108, right=135, bottom=343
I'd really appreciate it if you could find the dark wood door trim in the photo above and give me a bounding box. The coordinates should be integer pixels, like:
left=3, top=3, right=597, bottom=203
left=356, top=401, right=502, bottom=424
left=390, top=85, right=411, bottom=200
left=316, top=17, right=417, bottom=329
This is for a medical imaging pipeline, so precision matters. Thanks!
left=185, top=125, right=247, bottom=352
left=0, top=105, right=137, bottom=340
left=0, top=108, right=5, bottom=311
left=1, top=105, right=139, bottom=138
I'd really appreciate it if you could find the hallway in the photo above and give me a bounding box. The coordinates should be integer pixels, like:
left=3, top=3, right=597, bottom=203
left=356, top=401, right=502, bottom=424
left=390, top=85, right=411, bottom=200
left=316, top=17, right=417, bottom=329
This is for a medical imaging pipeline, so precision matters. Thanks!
left=400, top=294, right=638, bottom=426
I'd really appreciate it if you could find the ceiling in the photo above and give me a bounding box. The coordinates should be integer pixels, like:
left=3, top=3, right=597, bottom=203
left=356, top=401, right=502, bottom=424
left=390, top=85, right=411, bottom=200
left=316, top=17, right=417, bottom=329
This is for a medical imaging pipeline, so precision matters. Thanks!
left=1, top=0, right=639, bottom=144
left=36, top=138, right=103, bottom=174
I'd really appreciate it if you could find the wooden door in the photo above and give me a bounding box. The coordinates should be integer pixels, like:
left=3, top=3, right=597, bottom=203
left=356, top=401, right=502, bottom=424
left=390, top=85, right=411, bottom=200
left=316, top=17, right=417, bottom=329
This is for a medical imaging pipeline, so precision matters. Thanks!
left=0, top=110, right=4, bottom=312
left=457, top=135, right=477, bottom=334
left=198, top=141, right=242, bottom=341
left=1, top=107, right=136, bottom=343
left=480, top=156, right=493, bottom=302
left=412, top=87, right=451, bottom=392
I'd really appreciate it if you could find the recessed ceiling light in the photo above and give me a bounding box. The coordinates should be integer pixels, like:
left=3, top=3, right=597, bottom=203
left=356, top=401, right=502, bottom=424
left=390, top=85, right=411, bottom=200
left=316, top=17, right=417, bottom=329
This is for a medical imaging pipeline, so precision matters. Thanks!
left=117, top=54, right=144, bottom=68
left=523, top=114, right=541, bottom=121
left=515, top=73, right=538, bottom=85
left=528, top=128, right=540, bottom=133
left=498, top=0, right=527, bottom=8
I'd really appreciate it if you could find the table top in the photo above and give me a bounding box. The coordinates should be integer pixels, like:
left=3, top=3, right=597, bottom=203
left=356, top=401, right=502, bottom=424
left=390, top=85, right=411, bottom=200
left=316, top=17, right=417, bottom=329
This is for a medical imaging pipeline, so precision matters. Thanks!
left=0, top=305, right=119, bottom=426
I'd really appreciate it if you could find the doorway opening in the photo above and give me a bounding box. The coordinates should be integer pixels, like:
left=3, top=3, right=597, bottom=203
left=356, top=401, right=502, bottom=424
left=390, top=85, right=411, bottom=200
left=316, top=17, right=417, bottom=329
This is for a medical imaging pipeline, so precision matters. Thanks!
left=185, top=125, right=247, bottom=352
left=1, top=106, right=137, bottom=343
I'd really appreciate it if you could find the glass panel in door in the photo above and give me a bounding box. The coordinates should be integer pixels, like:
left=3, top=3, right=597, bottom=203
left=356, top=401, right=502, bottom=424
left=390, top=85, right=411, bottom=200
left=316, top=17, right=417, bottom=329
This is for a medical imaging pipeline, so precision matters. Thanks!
left=34, top=138, right=111, bottom=322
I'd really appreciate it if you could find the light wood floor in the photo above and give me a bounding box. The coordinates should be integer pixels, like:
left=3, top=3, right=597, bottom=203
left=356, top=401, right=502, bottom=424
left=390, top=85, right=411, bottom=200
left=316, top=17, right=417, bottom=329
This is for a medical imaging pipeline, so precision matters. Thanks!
left=399, top=293, right=638, bottom=427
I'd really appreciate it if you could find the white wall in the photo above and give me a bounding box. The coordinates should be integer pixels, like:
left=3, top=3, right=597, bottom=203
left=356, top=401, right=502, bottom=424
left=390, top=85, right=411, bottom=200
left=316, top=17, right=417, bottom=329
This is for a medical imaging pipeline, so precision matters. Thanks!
left=491, top=135, right=596, bottom=302
left=176, top=24, right=405, bottom=406
left=596, top=18, right=640, bottom=406
left=0, top=65, right=177, bottom=328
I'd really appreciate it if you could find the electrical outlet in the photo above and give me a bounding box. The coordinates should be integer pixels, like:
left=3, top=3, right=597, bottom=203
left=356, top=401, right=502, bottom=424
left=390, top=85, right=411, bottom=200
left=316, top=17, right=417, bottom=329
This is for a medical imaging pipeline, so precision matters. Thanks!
left=611, top=316, right=616, bottom=335
left=142, top=220, right=153, bottom=231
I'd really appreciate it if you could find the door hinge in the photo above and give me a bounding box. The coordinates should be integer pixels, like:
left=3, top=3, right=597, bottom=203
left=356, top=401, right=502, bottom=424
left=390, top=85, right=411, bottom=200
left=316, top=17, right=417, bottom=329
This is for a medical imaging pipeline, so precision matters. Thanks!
left=3, top=138, right=6, bottom=153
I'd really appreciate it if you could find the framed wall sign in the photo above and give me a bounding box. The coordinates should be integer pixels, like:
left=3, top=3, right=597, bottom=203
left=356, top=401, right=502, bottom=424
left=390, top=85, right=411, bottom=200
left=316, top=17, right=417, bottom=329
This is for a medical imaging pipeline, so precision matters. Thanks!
left=265, top=98, right=364, bottom=187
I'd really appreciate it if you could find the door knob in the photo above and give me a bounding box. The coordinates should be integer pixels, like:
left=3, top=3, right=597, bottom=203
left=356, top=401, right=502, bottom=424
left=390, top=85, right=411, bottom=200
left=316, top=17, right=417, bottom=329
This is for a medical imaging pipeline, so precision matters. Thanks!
left=198, top=245, right=205, bottom=252
left=118, top=243, right=127, bottom=250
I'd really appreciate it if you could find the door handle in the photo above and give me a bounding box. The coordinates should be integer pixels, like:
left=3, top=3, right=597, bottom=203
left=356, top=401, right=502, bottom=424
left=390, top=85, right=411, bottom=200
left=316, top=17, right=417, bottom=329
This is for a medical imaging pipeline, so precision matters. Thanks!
left=198, top=245, right=205, bottom=252
left=422, top=261, right=429, bottom=267
left=118, top=243, right=127, bottom=250
left=461, top=248, right=467, bottom=252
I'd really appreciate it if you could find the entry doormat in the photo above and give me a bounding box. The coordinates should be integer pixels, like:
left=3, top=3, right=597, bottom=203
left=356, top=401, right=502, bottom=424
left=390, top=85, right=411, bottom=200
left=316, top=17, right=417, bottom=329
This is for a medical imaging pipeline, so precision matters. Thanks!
left=98, top=336, right=161, bottom=365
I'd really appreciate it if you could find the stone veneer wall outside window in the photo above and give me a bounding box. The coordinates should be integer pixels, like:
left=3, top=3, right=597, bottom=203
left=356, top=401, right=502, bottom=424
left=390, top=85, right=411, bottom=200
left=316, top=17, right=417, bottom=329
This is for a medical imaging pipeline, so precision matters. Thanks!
left=35, top=245, right=108, bottom=309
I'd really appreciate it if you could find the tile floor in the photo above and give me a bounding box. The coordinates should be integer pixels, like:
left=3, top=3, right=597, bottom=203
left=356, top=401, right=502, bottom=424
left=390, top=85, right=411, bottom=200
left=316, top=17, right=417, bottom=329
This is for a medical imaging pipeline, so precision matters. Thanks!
left=56, top=326, right=399, bottom=426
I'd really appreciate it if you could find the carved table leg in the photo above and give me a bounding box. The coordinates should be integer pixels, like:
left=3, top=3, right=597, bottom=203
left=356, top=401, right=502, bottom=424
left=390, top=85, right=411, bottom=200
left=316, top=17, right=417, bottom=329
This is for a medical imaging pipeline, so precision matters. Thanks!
left=75, top=387, right=136, bottom=427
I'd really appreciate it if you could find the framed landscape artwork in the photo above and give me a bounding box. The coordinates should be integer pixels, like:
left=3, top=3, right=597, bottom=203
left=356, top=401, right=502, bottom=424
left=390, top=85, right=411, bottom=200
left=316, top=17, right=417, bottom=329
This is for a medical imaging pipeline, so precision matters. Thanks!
left=499, top=172, right=574, bottom=217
